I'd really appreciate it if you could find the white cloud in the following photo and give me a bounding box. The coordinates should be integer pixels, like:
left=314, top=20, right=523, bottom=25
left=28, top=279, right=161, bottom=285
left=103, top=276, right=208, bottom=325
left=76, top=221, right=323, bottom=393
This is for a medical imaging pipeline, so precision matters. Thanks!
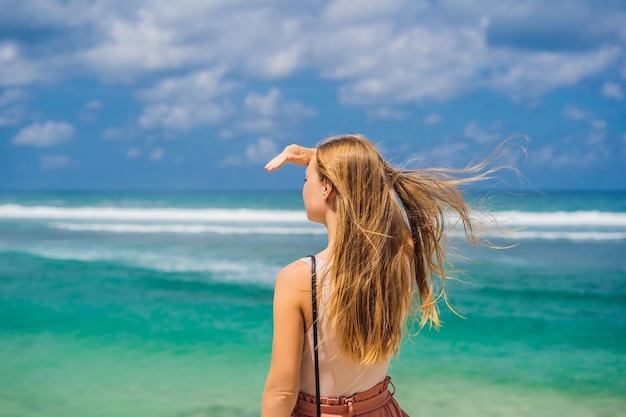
left=12, top=121, right=74, bottom=147
left=562, top=105, right=606, bottom=132
left=138, top=68, right=237, bottom=130
left=85, top=100, right=102, bottom=110
left=134, top=69, right=312, bottom=133
left=126, top=148, right=142, bottom=159
left=103, top=127, right=138, bottom=141
left=424, top=113, right=443, bottom=125
left=219, top=155, right=242, bottom=167
left=79, top=10, right=192, bottom=80
left=0, top=88, right=24, bottom=107
left=218, top=129, right=236, bottom=140
left=284, top=101, right=317, bottom=119
left=0, top=88, right=26, bottom=126
left=223, top=10, right=307, bottom=79
left=601, top=82, right=623, bottom=100
left=411, top=141, right=469, bottom=166
left=463, top=122, right=501, bottom=144
left=590, top=119, right=607, bottom=130
left=532, top=145, right=598, bottom=167
left=0, top=42, right=40, bottom=86
left=366, top=107, right=408, bottom=121
left=253, top=43, right=304, bottom=78
left=322, top=0, right=412, bottom=23
left=234, top=88, right=316, bottom=134
left=549, top=103, right=619, bottom=163
left=139, top=67, right=236, bottom=102
left=243, top=88, right=317, bottom=121
left=80, top=99, right=103, bottom=122
left=244, top=88, right=281, bottom=117
left=487, top=47, right=620, bottom=101
left=148, top=147, right=164, bottom=161
left=139, top=102, right=235, bottom=130
left=40, top=154, right=73, bottom=170
left=562, top=105, right=588, bottom=120
left=309, top=21, right=478, bottom=105
left=245, top=138, right=278, bottom=163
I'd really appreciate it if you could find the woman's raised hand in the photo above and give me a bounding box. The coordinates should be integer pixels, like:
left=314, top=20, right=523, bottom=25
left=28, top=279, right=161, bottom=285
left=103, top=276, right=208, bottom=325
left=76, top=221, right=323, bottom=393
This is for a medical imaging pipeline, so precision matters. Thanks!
left=264, top=144, right=316, bottom=172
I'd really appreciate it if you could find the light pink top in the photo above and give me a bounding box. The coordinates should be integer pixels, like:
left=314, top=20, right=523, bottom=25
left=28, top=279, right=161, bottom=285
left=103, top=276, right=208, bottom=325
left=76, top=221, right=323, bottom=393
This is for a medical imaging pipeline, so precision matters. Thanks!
left=298, top=257, right=390, bottom=397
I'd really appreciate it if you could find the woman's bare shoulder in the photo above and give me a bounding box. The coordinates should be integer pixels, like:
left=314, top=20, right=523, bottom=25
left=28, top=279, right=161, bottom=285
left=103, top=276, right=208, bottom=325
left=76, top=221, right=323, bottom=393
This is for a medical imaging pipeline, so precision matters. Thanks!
left=275, top=258, right=312, bottom=293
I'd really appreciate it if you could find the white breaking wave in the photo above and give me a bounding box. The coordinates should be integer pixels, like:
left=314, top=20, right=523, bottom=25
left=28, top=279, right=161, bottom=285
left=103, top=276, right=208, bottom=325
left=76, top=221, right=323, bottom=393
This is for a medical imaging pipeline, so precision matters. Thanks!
left=491, top=210, right=626, bottom=227
left=0, top=204, right=306, bottom=223
left=49, top=222, right=326, bottom=235
left=1, top=204, right=626, bottom=227
left=3, top=204, right=626, bottom=242
left=47, top=222, right=626, bottom=240
left=482, top=231, right=626, bottom=241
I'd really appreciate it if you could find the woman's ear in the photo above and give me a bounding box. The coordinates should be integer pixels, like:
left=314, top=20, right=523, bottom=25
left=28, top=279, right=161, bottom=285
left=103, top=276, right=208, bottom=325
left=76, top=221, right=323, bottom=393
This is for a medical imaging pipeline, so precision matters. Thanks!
left=322, top=180, right=334, bottom=199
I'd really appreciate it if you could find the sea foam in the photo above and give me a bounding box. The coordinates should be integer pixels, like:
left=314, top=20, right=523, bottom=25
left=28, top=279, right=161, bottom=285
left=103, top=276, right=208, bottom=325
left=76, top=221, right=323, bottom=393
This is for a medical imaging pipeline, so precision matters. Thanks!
left=0, top=204, right=305, bottom=222
left=49, top=222, right=326, bottom=235
left=2, top=204, right=626, bottom=227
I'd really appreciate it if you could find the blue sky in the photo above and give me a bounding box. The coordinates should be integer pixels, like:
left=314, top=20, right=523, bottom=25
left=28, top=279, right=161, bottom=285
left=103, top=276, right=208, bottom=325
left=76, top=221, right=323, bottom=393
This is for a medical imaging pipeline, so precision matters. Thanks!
left=1, top=0, right=625, bottom=191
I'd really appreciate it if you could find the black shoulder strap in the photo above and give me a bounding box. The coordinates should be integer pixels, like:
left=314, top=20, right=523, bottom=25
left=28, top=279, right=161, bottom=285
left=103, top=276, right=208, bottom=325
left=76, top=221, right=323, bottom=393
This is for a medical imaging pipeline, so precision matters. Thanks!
left=308, top=255, right=321, bottom=417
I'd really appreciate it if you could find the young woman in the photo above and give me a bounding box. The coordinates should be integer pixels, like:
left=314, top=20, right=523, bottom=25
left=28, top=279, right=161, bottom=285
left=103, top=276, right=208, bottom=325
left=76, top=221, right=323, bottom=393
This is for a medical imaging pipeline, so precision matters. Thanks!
left=261, top=134, right=493, bottom=417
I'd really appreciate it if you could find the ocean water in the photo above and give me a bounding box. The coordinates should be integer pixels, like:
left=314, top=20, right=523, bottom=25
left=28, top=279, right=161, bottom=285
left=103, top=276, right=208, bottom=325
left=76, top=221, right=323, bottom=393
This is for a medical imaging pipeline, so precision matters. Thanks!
left=0, top=191, right=624, bottom=417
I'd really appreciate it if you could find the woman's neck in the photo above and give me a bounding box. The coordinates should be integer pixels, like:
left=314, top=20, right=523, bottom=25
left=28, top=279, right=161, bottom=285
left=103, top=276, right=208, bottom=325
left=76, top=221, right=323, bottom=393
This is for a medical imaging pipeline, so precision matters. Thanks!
left=323, top=211, right=337, bottom=256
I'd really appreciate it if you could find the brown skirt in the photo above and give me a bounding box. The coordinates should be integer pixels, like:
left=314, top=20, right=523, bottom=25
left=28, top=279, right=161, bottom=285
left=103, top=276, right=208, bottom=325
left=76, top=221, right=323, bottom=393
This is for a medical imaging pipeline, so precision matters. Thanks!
left=291, top=376, right=409, bottom=417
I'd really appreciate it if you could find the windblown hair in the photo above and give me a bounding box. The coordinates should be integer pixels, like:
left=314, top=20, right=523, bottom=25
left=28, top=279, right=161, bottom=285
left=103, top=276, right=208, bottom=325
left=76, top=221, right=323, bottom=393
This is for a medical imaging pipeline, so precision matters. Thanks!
left=315, top=134, right=505, bottom=365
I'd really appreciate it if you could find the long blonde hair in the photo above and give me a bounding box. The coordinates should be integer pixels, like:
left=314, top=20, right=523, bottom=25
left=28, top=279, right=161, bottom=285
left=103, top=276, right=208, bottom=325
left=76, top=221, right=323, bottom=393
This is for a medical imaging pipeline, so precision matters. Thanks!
left=315, top=134, right=501, bottom=365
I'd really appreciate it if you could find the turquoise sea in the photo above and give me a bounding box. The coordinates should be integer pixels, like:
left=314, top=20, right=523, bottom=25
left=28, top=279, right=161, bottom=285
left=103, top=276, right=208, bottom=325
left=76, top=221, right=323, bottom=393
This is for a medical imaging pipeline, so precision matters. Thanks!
left=0, top=191, right=624, bottom=417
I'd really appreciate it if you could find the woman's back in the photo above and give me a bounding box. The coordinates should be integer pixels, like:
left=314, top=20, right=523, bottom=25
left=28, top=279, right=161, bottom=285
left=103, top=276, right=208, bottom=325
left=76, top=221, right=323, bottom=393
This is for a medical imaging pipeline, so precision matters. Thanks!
left=298, top=257, right=390, bottom=397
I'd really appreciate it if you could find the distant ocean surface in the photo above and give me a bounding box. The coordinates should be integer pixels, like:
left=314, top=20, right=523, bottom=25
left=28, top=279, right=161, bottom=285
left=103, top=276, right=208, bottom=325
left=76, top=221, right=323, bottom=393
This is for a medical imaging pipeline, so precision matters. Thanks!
left=0, top=191, right=624, bottom=417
